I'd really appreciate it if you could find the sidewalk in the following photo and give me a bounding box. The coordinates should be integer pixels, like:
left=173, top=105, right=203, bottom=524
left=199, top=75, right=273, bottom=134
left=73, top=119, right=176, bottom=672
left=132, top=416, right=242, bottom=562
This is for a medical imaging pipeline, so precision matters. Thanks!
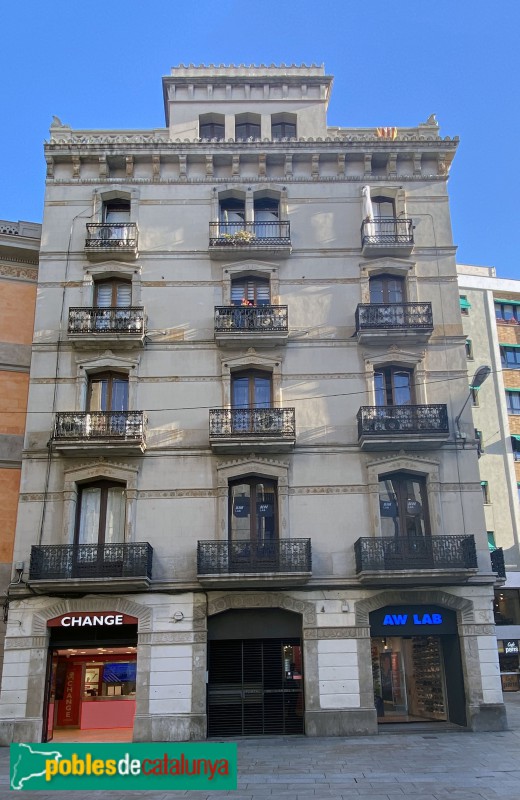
left=2, top=695, right=520, bottom=799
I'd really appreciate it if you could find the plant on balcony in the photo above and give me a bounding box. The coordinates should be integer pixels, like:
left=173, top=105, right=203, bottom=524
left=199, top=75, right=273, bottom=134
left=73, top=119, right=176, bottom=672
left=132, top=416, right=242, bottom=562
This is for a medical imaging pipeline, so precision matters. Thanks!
left=221, top=230, right=257, bottom=244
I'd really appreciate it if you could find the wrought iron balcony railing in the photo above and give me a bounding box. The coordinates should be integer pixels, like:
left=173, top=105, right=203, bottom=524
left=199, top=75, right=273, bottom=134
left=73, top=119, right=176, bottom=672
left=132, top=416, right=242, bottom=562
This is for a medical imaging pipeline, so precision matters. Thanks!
left=491, top=547, right=506, bottom=579
left=29, top=543, right=153, bottom=581
left=355, top=535, right=477, bottom=573
left=361, top=217, right=413, bottom=248
left=215, top=305, right=288, bottom=332
left=357, top=405, right=449, bottom=436
left=85, top=223, right=138, bottom=249
left=54, top=411, right=145, bottom=441
left=209, top=407, right=296, bottom=438
left=197, top=539, right=311, bottom=575
left=209, top=221, right=291, bottom=247
left=356, top=303, right=433, bottom=331
left=68, top=307, right=145, bottom=335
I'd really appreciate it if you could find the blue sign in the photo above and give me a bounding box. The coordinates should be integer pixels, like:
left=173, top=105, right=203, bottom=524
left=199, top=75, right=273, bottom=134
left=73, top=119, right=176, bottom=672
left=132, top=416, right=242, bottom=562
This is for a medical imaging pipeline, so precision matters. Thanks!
left=382, top=613, right=443, bottom=626
left=369, top=605, right=457, bottom=636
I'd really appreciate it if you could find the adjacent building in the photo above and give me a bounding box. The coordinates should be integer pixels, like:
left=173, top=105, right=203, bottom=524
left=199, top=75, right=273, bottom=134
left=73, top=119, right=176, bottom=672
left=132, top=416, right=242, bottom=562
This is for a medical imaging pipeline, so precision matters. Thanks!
left=0, top=219, right=40, bottom=683
left=0, top=65, right=506, bottom=744
left=457, top=264, right=520, bottom=691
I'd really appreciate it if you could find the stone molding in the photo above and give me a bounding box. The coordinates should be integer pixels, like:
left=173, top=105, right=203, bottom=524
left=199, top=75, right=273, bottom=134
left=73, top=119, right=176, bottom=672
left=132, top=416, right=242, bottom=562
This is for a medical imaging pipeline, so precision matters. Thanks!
left=31, top=597, right=153, bottom=635
left=0, top=264, right=38, bottom=281
left=207, top=591, right=317, bottom=626
left=304, top=626, right=370, bottom=640
left=355, top=589, right=475, bottom=626
left=138, top=631, right=206, bottom=645
left=5, top=636, right=48, bottom=650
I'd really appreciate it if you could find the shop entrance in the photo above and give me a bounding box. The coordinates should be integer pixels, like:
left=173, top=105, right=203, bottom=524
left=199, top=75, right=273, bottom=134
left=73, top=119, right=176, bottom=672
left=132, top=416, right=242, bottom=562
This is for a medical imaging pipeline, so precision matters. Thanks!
left=370, top=605, right=467, bottom=727
left=43, top=612, right=138, bottom=742
left=207, top=608, right=304, bottom=736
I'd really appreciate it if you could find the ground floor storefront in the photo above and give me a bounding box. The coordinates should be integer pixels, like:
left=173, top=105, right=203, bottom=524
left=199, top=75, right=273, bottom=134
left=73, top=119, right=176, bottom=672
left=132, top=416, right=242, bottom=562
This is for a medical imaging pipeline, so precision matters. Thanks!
left=0, top=586, right=507, bottom=743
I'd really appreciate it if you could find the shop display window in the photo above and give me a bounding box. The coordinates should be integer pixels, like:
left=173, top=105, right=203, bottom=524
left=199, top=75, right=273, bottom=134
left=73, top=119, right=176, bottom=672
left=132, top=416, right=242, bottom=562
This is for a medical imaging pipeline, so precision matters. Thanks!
left=494, top=590, right=520, bottom=625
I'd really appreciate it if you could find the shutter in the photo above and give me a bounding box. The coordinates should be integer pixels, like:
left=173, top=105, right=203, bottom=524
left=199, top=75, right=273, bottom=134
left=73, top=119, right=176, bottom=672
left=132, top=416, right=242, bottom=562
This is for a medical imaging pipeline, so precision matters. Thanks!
left=116, top=283, right=132, bottom=307
left=96, top=284, right=113, bottom=308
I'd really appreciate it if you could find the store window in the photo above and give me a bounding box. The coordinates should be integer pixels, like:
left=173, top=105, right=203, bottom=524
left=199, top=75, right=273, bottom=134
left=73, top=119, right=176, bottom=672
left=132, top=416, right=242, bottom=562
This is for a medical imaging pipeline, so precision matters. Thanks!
left=494, top=590, right=520, bottom=626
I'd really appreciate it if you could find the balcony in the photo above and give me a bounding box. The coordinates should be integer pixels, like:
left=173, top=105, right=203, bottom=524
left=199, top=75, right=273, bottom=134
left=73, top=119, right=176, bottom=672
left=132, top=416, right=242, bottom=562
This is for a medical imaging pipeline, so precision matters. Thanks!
left=53, top=411, right=146, bottom=455
left=361, top=218, right=414, bottom=257
left=354, top=535, right=478, bottom=585
left=357, top=404, right=449, bottom=450
left=355, top=302, right=433, bottom=345
left=209, top=407, right=296, bottom=453
left=197, top=539, right=312, bottom=587
left=209, top=221, right=291, bottom=259
left=491, top=547, right=506, bottom=580
left=85, top=223, right=138, bottom=261
left=28, top=543, right=153, bottom=593
left=68, top=307, right=146, bottom=349
left=214, top=305, right=289, bottom=348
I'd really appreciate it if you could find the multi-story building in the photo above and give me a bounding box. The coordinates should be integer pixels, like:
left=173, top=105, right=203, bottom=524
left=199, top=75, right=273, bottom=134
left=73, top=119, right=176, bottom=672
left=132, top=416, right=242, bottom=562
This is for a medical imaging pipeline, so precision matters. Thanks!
left=0, top=219, right=40, bottom=684
left=0, top=65, right=506, bottom=744
left=457, top=263, right=520, bottom=691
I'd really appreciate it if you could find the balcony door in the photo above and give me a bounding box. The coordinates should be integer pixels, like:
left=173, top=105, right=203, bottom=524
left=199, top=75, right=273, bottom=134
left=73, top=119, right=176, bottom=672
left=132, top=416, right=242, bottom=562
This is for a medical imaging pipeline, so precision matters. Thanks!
left=229, top=478, right=278, bottom=570
left=94, top=280, right=132, bottom=331
left=101, top=200, right=131, bottom=242
left=372, top=196, right=396, bottom=238
left=369, top=275, right=404, bottom=304
left=232, top=371, right=271, bottom=409
left=374, top=367, right=412, bottom=406
left=231, top=278, right=270, bottom=307
left=379, top=473, right=432, bottom=566
left=87, top=372, right=129, bottom=436
left=220, top=197, right=245, bottom=234
left=73, top=481, right=126, bottom=577
left=254, top=197, right=280, bottom=238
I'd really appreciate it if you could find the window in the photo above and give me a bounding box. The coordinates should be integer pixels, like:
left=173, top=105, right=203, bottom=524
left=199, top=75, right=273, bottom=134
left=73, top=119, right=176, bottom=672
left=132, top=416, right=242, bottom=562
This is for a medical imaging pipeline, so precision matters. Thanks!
left=513, top=437, right=520, bottom=461
left=271, top=115, right=296, bottom=139
left=459, top=296, right=471, bottom=316
left=231, top=277, right=270, bottom=307
left=88, top=372, right=128, bottom=412
left=487, top=531, right=497, bottom=551
left=465, top=339, right=473, bottom=360
left=379, top=473, right=430, bottom=539
left=506, top=391, right=520, bottom=414
left=374, top=367, right=413, bottom=406
left=369, top=274, right=404, bottom=304
left=235, top=114, right=261, bottom=141
left=372, top=196, right=395, bottom=218
left=199, top=114, right=225, bottom=140
left=475, top=429, right=484, bottom=456
left=232, top=370, right=271, bottom=409
left=229, top=477, right=277, bottom=543
left=75, top=480, right=126, bottom=546
left=481, top=481, right=490, bottom=504
left=495, top=302, right=520, bottom=323
left=501, top=346, right=520, bottom=367
left=254, top=195, right=280, bottom=237
left=494, top=590, right=520, bottom=626
left=219, top=196, right=245, bottom=232
left=471, top=387, right=479, bottom=407
left=103, top=199, right=130, bottom=223
left=94, top=279, right=132, bottom=308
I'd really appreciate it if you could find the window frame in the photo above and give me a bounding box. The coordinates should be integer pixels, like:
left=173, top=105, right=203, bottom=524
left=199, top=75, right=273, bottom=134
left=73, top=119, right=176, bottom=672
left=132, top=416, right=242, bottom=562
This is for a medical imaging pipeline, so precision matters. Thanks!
left=74, top=480, right=126, bottom=547
left=94, top=279, right=132, bottom=308
left=231, top=369, right=273, bottom=408
left=495, top=302, right=520, bottom=323
left=87, top=371, right=129, bottom=412
left=501, top=346, right=520, bottom=368
left=369, top=274, right=405, bottom=304
left=506, top=391, right=520, bottom=415
left=378, top=472, right=431, bottom=539
left=228, top=476, right=278, bottom=544
left=374, top=366, right=414, bottom=406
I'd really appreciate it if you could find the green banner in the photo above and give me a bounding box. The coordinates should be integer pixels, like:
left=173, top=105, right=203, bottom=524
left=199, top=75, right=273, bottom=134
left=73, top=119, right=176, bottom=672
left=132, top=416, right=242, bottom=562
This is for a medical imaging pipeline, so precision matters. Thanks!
left=10, top=742, right=237, bottom=791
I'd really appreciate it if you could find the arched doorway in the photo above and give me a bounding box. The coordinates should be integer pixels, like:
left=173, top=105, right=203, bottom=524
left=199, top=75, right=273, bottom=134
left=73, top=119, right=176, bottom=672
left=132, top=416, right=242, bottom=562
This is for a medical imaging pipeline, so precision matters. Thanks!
left=207, top=608, right=304, bottom=736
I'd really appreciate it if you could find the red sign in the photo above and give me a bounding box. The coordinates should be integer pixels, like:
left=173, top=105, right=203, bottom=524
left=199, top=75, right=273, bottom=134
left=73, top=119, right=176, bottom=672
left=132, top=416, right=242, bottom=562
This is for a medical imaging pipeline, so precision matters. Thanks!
left=56, top=663, right=82, bottom=727
left=47, top=612, right=138, bottom=628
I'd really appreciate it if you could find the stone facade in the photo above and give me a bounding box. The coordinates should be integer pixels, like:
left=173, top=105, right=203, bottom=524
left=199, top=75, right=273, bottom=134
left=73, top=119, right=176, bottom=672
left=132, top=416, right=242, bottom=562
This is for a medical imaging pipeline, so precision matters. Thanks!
left=0, top=65, right=506, bottom=743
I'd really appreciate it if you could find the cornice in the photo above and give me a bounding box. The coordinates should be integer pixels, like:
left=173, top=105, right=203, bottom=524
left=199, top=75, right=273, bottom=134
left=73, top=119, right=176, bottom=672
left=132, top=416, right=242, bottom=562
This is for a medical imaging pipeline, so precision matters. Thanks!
left=46, top=135, right=457, bottom=149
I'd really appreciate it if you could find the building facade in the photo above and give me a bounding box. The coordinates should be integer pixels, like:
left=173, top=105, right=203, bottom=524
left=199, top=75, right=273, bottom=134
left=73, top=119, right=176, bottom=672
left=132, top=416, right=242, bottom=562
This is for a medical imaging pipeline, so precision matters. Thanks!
left=0, top=219, right=40, bottom=685
left=457, top=264, right=520, bottom=691
left=0, top=65, right=506, bottom=744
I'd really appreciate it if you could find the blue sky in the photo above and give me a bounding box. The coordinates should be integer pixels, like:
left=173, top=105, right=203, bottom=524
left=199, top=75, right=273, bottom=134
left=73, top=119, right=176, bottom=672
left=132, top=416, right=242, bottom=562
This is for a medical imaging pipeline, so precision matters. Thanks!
left=2, top=0, right=517, bottom=279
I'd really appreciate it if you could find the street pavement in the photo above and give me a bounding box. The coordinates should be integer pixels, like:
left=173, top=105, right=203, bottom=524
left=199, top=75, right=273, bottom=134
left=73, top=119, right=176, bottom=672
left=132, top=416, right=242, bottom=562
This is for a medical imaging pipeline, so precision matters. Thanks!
left=2, top=694, right=520, bottom=799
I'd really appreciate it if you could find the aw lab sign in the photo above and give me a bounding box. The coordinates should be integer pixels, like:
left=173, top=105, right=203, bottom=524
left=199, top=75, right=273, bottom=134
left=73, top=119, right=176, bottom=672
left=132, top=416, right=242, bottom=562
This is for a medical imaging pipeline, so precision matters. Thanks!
left=369, top=605, right=457, bottom=636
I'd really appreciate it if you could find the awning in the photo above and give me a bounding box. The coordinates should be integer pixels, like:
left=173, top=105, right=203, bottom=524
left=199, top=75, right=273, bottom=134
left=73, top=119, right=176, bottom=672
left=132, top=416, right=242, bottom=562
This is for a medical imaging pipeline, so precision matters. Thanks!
left=459, top=297, right=471, bottom=310
left=511, top=434, right=520, bottom=442
left=500, top=342, right=520, bottom=348
left=495, top=298, right=520, bottom=306
left=506, top=387, right=520, bottom=393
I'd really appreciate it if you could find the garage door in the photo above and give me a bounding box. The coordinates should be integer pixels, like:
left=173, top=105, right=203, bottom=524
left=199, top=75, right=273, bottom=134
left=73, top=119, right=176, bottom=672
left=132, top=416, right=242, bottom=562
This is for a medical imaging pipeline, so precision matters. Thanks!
left=208, top=638, right=304, bottom=736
